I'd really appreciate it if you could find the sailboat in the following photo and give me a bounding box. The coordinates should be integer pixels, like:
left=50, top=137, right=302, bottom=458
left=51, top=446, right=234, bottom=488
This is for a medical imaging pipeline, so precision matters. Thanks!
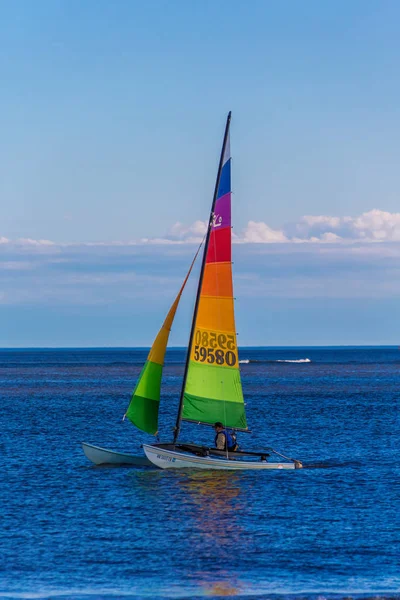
left=133, top=112, right=302, bottom=470
left=83, top=112, right=302, bottom=470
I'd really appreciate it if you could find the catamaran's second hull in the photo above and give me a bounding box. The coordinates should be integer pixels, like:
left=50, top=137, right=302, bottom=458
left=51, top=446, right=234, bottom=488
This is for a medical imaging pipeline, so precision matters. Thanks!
left=143, top=444, right=297, bottom=470
left=82, top=442, right=153, bottom=467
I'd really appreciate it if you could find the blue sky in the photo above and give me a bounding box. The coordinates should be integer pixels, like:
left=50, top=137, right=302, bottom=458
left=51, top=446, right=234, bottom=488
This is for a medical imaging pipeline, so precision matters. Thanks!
left=1, top=1, right=400, bottom=346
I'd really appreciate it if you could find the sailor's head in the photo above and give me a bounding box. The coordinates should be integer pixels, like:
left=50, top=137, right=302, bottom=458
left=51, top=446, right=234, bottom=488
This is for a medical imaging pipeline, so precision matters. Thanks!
left=214, top=422, right=224, bottom=432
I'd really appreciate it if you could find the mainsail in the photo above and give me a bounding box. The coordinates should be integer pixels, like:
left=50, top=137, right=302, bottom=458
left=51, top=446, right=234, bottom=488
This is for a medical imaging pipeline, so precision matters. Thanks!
left=180, top=113, right=248, bottom=431
left=125, top=247, right=201, bottom=434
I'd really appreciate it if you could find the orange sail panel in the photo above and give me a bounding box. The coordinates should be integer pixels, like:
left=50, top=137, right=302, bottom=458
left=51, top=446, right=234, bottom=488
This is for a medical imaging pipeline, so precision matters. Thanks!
left=182, top=126, right=247, bottom=429
left=125, top=248, right=200, bottom=434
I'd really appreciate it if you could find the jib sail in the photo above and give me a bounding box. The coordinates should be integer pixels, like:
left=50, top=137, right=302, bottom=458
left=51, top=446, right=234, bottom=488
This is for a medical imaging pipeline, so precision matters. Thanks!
left=125, top=246, right=201, bottom=434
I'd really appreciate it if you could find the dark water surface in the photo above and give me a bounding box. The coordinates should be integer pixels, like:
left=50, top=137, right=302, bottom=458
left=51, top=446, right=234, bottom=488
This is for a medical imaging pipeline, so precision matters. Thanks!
left=0, top=347, right=399, bottom=599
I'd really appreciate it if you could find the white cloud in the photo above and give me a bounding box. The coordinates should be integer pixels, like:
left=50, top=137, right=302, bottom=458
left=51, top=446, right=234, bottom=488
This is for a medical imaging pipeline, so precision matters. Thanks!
left=166, top=220, right=207, bottom=242
left=16, top=238, right=55, bottom=246
left=296, top=214, right=344, bottom=234
left=138, top=237, right=183, bottom=245
left=320, top=232, right=342, bottom=242
left=240, top=221, right=288, bottom=243
left=290, top=209, right=400, bottom=243
left=351, top=209, right=400, bottom=241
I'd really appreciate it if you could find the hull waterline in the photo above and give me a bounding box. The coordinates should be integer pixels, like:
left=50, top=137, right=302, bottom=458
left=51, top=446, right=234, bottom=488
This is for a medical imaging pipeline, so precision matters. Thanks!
left=81, top=442, right=153, bottom=467
left=143, top=444, right=297, bottom=470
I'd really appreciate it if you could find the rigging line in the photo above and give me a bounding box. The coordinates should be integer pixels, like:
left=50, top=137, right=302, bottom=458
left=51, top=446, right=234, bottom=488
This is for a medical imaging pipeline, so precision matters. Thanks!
left=265, top=447, right=302, bottom=464
left=177, top=232, right=207, bottom=304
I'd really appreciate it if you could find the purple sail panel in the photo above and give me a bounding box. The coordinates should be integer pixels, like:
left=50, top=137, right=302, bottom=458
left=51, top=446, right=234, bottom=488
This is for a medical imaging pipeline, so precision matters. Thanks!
left=212, top=193, right=231, bottom=230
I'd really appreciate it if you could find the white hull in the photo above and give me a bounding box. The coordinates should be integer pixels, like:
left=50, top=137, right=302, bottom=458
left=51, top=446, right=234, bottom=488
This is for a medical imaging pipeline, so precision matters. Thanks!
left=81, top=442, right=153, bottom=467
left=143, top=444, right=297, bottom=470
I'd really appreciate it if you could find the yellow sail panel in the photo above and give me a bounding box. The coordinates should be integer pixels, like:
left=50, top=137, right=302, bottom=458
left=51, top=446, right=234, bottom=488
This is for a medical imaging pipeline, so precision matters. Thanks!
left=148, top=294, right=181, bottom=365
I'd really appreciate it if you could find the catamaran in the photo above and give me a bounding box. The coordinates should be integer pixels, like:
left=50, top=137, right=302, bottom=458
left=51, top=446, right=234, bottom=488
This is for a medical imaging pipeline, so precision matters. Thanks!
left=125, top=112, right=302, bottom=470
left=82, top=113, right=302, bottom=469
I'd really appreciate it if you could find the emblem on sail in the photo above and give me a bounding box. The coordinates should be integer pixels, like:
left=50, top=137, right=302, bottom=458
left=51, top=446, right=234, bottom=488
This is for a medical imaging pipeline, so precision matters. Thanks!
left=212, top=213, right=223, bottom=228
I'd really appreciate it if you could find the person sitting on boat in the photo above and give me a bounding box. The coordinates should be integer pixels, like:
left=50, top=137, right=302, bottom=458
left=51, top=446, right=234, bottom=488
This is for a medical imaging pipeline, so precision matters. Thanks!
left=214, top=422, right=238, bottom=452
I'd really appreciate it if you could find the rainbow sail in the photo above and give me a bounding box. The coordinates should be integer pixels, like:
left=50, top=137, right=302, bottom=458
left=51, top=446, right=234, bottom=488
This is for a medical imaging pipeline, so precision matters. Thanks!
left=125, top=248, right=200, bottom=434
left=181, top=114, right=247, bottom=430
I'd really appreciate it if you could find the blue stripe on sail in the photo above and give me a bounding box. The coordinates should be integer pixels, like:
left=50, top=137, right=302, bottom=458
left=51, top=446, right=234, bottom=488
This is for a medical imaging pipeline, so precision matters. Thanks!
left=217, top=159, right=231, bottom=198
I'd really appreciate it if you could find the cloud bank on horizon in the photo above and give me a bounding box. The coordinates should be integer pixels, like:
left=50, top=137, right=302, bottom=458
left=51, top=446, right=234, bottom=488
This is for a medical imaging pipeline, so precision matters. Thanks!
left=2, top=208, right=400, bottom=346
left=2, top=208, right=400, bottom=307
left=2, top=209, right=400, bottom=247
left=160, top=209, right=400, bottom=245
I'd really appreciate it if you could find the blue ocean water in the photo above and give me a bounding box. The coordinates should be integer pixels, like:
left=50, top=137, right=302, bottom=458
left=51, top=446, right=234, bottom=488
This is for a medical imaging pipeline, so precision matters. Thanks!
left=0, top=347, right=399, bottom=600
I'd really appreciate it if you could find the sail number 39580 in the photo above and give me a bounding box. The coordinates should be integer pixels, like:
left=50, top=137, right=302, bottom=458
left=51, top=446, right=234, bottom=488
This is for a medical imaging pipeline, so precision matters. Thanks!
left=192, top=329, right=237, bottom=367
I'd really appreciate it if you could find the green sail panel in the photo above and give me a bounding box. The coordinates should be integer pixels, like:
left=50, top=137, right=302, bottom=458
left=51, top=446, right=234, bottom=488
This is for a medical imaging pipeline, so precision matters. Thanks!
left=126, top=361, right=162, bottom=434
left=125, top=246, right=201, bottom=435
left=183, top=362, right=246, bottom=428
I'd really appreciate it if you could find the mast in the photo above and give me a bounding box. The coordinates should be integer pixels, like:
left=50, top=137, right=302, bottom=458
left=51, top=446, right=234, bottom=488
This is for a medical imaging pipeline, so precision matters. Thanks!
left=173, top=111, right=232, bottom=444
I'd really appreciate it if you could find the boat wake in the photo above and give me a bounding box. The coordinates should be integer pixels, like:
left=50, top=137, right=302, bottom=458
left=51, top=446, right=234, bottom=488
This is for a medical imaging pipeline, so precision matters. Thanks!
left=303, top=459, right=364, bottom=469
left=239, top=358, right=311, bottom=364
left=276, top=358, right=311, bottom=363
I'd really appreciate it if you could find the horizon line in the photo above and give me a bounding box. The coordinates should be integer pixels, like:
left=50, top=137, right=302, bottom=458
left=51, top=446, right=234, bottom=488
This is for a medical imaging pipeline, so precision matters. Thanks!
left=0, top=344, right=398, bottom=350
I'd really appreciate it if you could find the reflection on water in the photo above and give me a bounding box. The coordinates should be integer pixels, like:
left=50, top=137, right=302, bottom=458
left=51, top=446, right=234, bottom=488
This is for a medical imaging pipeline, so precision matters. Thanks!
left=128, top=469, right=247, bottom=595
left=176, top=471, right=245, bottom=595
left=178, top=470, right=242, bottom=532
